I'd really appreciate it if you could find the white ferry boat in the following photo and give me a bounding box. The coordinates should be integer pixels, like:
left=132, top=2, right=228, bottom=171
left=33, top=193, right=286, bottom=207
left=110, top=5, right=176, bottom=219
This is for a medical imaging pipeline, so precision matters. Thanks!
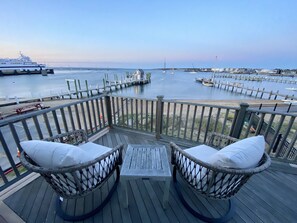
left=0, top=52, right=53, bottom=75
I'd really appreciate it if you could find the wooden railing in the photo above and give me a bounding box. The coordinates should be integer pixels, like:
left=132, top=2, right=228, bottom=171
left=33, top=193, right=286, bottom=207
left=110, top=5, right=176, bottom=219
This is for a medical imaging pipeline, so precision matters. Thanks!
left=110, top=95, right=297, bottom=163
left=0, top=94, right=296, bottom=190
left=241, top=108, right=297, bottom=163
left=110, top=96, right=158, bottom=133
left=159, top=98, right=242, bottom=143
left=0, top=95, right=108, bottom=189
left=110, top=95, right=247, bottom=143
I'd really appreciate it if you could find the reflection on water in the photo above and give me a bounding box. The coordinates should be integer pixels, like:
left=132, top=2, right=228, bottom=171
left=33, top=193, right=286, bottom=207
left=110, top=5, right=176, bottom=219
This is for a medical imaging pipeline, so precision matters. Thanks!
left=133, top=85, right=145, bottom=95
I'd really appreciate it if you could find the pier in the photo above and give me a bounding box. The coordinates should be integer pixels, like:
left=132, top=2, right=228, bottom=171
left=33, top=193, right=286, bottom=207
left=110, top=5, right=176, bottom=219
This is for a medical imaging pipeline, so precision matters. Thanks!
left=60, top=70, right=151, bottom=99
left=0, top=74, right=151, bottom=118
left=214, top=80, right=297, bottom=101
left=63, top=76, right=150, bottom=99
left=214, top=73, right=297, bottom=84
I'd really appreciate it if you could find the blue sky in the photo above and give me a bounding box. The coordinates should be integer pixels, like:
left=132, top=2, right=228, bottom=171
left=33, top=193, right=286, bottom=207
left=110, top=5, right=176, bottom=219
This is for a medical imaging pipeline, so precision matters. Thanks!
left=1, top=0, right=297, bottom=69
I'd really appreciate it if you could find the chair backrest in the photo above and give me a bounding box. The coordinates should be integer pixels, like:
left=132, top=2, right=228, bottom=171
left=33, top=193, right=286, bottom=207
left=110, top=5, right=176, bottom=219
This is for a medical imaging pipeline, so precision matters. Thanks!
left=20, top=144, right=123, bottom=198
left=171, top=133, right=271, bottom=200
left=43, top=129, right=88, bottom=145
left=207, top=132, right=239, bottom=149
left=19, top=130, right=123, bottom=199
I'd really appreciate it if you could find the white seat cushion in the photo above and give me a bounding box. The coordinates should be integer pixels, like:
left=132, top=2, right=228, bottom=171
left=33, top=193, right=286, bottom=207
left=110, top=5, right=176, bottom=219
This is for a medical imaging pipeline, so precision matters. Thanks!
left=79, top=142, right=112, bottom=158
left=78, top=142, right=115, bottom=187
left=178, top=136, right=265, bottom=193
left=184, top=144, right=218, bottom=162
left=207, top=135, right=265, bottom=169
left=21, top=140, right=116, bottom=194
left=177, top=145, right=218, bottom=190
left=20, top=140, right=94, bottom=169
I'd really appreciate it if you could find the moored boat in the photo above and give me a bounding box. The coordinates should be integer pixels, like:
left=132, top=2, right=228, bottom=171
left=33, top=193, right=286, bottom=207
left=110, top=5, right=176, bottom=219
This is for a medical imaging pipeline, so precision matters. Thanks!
left=202, top=79, right=214, bottom=87
left=195, top=77, right=203, bottom=83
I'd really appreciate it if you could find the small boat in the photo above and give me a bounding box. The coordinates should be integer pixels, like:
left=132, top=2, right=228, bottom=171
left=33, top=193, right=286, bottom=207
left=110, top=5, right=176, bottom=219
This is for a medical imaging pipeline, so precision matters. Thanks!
left=195, top=78, right=203, bottom=83
left=202, top=79, right=214, bottom=87
left=202, top=69, right=215, bottom=87
left=202, top=58, right=217, bottom=87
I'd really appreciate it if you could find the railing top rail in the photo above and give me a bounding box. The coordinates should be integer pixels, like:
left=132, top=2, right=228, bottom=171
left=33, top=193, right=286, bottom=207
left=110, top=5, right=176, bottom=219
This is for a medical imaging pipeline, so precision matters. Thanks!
left=110, top=95, right=157, bottom=101
left=162, top=99, right=240, bottom=110
left=247, top=107, right=297, bottom=117
left=0, top=94, right=105, bottom=127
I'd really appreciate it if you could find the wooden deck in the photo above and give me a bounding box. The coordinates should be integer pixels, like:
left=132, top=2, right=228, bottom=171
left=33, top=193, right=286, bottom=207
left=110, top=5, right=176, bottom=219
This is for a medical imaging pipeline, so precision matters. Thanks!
left=3, top=128, right=297, bottom=223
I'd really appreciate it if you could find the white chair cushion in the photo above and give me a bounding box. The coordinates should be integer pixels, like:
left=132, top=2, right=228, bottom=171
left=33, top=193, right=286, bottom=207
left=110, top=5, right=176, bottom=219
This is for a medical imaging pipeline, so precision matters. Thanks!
left=21, top=140, right=117, bottom=194
left=20, top=140, right=94, bottom=169
left=207, top=135, right=265, bottom=169
left=184, top=144, right=218, bottom=162
left=79, top=142, right=112, bottom=157
left=78, top=142, right=115, bottom=188
left=179, top=136, right=264, bottom=193
left=178, top=145, right=218, bottom=190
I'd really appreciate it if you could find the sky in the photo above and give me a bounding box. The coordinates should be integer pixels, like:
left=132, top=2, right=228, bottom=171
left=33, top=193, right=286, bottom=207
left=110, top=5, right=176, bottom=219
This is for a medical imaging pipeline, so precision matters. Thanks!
left=1, top=0, right=297, bottom=69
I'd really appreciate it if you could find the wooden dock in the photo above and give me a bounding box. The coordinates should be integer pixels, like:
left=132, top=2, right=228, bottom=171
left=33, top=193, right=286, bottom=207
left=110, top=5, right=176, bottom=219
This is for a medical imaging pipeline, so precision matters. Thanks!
left=62, top=78, right=150, bottom=99
left=214, top=81, right=297, bottom=101
left=0, top=77, right=151, bottom=109
left=215, top=73, right=297, bottom=84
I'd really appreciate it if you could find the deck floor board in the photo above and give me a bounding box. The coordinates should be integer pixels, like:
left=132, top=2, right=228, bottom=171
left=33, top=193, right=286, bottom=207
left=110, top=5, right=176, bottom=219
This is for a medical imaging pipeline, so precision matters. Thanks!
left=3, top=128, right=297, bottom=223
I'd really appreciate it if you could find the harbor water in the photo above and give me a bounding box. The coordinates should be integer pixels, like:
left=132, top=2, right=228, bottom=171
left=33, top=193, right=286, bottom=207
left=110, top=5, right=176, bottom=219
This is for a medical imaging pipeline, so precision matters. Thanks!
left=0, top=68, right=296, bottom=102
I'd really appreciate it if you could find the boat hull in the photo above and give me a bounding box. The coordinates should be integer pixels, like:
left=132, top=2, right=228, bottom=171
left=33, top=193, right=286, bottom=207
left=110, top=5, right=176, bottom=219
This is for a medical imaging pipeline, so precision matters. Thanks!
left=202, top=79, right=214, bottom=87
left=0, top=68, right=54, bottom=76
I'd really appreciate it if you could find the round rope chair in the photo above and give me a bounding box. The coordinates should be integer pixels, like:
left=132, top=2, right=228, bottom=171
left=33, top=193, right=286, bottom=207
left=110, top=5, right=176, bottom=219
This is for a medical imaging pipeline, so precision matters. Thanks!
left=19, top=130, right=123, bottom=222
left=170, top=133, right=271, bottom=223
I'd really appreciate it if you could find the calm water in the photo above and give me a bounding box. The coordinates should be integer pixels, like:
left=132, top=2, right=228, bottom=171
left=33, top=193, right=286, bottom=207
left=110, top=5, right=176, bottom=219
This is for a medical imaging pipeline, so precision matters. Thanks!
left=0, top=68, right=296, bottom=101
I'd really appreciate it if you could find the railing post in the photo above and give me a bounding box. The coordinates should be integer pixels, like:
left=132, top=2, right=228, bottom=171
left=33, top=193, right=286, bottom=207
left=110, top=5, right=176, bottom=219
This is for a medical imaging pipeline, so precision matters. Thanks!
left=104, top=94, right=113, bottom=128
left=74, top=79, right=79, bottom=99
left=231, top=103, right=249, bottom=138
left=156, top=95, right=164, bottom=139
left=85, top=80, right=89, bottom=97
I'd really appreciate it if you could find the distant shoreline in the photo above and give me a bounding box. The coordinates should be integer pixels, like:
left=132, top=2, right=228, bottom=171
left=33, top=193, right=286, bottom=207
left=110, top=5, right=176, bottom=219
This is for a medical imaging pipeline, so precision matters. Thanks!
left=49, top=67, right=297, bottom=76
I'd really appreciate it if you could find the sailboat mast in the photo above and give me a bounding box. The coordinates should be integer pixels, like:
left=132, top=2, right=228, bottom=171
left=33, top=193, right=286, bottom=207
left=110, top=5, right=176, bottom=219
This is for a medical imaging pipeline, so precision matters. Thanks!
left=163, top=58, right=166, bottom=73
left=213, top=56, right=218, bottom=79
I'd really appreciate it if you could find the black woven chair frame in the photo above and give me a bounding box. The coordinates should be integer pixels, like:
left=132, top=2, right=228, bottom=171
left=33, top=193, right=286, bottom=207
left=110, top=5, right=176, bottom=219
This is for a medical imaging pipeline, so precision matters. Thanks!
left=170, top=132, right=271, bottom=222
left=19, top=129, right=124, bottom=221
left=43, top=129, right=88, bottom=145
